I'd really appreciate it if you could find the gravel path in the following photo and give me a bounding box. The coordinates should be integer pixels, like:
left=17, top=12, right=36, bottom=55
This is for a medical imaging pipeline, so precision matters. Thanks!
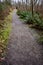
left=6, top=10, right=43, bottom=65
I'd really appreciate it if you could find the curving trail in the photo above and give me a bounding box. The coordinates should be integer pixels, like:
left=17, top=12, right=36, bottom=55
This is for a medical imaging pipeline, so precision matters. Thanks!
left=6, top=10, right=43, bottom=65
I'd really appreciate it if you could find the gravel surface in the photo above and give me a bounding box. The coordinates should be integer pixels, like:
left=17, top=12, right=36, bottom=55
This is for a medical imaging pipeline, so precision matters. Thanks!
left=6, top=10, right=43, bottom=65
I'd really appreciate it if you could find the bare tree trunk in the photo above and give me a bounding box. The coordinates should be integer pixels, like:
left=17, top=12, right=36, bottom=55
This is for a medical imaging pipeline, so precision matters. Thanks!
left=26, top=0, right=27, bottom=10
left=31, top=0, right=34, bottom=16
left=22, top=0, right=23, bottom=10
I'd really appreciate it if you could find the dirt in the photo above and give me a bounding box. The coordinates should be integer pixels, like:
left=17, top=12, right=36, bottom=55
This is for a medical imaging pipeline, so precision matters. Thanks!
left=5, top=10, right=43, bottom=65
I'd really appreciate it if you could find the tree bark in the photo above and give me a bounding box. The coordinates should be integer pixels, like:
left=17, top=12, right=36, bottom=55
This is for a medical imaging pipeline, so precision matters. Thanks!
left=26, top=0, right=27, bottom=10
left=31, top=0, right=34, bottom=16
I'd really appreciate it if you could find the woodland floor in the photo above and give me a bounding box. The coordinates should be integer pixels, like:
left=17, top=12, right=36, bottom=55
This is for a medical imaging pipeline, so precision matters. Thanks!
left=5, top=9, right=43, bottom=65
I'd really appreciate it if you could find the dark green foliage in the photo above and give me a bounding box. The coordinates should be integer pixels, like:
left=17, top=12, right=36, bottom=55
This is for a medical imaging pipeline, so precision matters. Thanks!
left=0, top=3, right=5, bottom=12
left=38, top=36, right=43, bottom=44
left=31, top=14, right=43, bottom=29
left=5, top=0, right=11, bottom=6
left=19, top=11, right=29, bottom=19
left=0, top=1, right=12, bottom=20
left=24, top=12, right=34, bottom=24
left=0, top=3, right=3, bottom=11
left=24, top=13, right=41, bottom=25
left=17, top=10, right=43, bottom=30
left=0, top=2, right=6, bottom=11
left=17, top=10, right=22, bottom=15
left=17, top=10, right=29, bottom=19
left=0, top=3, right=5, bottom=20
left=33, top=14, right=43, bottom=30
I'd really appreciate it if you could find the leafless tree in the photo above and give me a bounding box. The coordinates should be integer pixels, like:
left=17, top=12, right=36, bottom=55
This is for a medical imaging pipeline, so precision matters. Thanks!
left=30, top=0, right=38, bottom=16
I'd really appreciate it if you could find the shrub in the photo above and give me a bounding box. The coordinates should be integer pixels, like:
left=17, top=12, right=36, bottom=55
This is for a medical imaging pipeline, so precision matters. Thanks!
left=17, top=10, right=43, bottom=30
left=38, top=36, right=43, bottom=44
left=24, top=12, right=43, bottom=30
left=24, top=12, right=34, bottom=24
left=33, top=14, right=43, bottom=30
left=17, top=10, right=29, bottom=19
left=0, top=12, right=12, bottom=60
left=0, top=4, right=3, bottom=11
left=17, top=10, right=22, bottom=15
left=19, top=11, right=29, bottom=19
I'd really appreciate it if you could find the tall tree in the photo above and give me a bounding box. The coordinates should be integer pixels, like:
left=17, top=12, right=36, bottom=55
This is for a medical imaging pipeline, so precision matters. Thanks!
left=22, top=0, right=23, bottom=10
left=30, top=0, right=37, bottom=16
left=26, top=0, right=27, bottom=10
left=31, top=0, right=33, bottom=16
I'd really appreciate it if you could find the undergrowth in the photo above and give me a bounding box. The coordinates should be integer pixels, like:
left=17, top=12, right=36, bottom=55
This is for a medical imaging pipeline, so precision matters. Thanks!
left=17, top=10, right=43, bottom=44
left=0, top=11, right=12, bottom=60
